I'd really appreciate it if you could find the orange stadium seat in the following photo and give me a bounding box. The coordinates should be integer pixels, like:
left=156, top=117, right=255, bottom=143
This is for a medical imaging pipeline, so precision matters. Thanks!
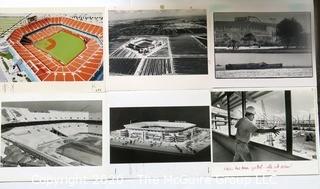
left=64, top=73, right=74, bottom=81
left=43, top=73, right=55, bottom=81
left=7, top=16, right=103, bottom=81
left=66, top=65, right=78, bottom=72
left=55, top=67, right=63, bottom=72
left=62, top=67, right=71, bottom=73
left=78, top=66, right=97, bottom=75
left=55, top=73, right=65, bottom=81
left=73, top=74, right=84, bottom=81
left=37, top=72, right=50, bottom=80
left=69, top=20, right=77, bottom=28
left=57, top=17, right=62, bottom=23
left=77, top=71, right=92, bottom=80
left=83, top=62, right=100, bottom=70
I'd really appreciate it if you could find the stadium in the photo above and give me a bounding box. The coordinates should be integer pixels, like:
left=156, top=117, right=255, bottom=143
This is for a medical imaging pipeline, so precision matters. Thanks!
left=110, top=121, right=210, bottom=155
left=4, top=15, right=103, bottom=81
left=122, top=121, right=197, bottom=140
left=127, top=38, right=161, bottom=54
left=1, top=106, right=102, bottom=167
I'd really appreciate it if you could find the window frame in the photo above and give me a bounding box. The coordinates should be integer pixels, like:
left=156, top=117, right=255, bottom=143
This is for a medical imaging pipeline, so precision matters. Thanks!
left=212, top=90, right=310, bottom=160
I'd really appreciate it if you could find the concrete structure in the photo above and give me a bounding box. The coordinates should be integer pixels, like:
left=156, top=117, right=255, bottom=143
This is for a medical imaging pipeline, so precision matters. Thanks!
left=1, top=106, right=102, bottom=167
left=120, top=121, right=197, bottom=143
left=110, top=120, right=210, bottom=156
left=2, top=107, right=90, bottom=124
left=127, top=38, right=161, bottom=54
left=215, top=16, right=277, bottom=45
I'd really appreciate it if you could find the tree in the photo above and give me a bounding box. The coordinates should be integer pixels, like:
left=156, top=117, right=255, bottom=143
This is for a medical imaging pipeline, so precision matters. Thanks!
left=241, top=33, right=257, bottom=46
left=223, top=33, right=231, bottom=42
left=219, top=33, right=231, bottom=47
left=227, top=39, right=239, bottom=50
left=276, top=18, right=303, bottom=48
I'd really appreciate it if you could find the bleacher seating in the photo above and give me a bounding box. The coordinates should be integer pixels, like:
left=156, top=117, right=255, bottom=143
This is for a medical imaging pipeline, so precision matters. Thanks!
left=3, top=126, right=61, bottom=149
left=2, top=107, right=90, bottom=124
left=52, top=123, right=88, bottom=136
left=7, top=17, right=103, bottom=81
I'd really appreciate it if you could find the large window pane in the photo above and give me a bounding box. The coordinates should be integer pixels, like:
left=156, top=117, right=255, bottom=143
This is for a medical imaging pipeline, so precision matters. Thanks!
left=291, top=89, right=317, bottom=159
left=246, top=91, right=287, bottom=150
left=229, top=101, right=242, bottom=136
left=211, top=92, right=229, bottom=135
left=211, top=92, right=242, bottom=136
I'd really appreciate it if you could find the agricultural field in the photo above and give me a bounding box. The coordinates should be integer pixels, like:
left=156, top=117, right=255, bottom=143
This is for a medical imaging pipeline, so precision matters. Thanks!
left=109, top=37, right=131, bottom=53
left=111, top=47, right=140, bottom=58
left=0, top=16, right=25, bottom=38
left=139, top=58, right=172, bottom=75
left=170, top=35, right=207, bottom=55
left=149, top=46, right=169, bottom=57
left=173, top=58, right=208, bottom=74
left=109, top=58, right=141, bottom=75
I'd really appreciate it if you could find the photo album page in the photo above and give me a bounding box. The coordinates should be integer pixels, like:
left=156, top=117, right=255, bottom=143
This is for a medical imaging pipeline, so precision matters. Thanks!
left=0, top=0, right=318, bottom=181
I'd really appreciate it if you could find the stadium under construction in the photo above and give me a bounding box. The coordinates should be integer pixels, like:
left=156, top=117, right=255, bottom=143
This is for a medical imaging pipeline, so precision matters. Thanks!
left=1, top=106, right=102, bottom=167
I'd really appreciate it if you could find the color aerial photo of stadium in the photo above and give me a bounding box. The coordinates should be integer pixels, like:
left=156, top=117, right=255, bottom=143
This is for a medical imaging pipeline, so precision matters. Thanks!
left=0, top=13, right=103, bottom=82
left=109, top=9, right=208, bottom=76
left=1, top=101, right=102, bottom=167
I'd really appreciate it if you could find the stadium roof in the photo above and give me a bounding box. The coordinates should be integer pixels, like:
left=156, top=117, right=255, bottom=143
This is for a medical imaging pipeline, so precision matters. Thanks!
left=136, top=41, right=153, bottom=48
left=123, top=121, right=196, bottom=132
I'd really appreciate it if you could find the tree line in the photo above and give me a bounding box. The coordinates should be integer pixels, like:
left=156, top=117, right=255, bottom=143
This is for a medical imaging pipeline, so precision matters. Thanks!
left=219, top=17, right=309, bottom=50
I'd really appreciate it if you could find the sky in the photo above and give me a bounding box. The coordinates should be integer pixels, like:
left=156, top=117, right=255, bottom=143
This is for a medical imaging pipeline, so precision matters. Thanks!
left=109, top=9, right=205, bottom=21
left=246, top=91, right=286, bottom=120
left=291, top=89, right=316, bottom=120
left=0, top=13, right=28, bottom=17
left=2, top=101, right=102, bottom=113
left=248, top=90, right=314, bottom=120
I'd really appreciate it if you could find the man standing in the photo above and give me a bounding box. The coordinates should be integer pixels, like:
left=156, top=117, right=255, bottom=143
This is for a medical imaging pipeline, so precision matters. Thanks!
left=233, top=106, right=280, bottom=162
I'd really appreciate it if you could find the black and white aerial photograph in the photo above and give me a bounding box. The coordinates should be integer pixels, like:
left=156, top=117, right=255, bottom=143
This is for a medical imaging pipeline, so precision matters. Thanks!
left=214, top=12, right=312, bottom=78
left=109, top=9, right=208, bottom=76
left=1, top=101, right=102, bottom=167
left=110, top=106, right=211, bottom=163
left=211, top=89, right=317, bottom=162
